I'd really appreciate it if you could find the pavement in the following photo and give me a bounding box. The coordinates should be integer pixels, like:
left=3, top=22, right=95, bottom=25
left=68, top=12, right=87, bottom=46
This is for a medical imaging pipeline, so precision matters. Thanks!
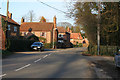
left=1, top=47, right=116, bottom=79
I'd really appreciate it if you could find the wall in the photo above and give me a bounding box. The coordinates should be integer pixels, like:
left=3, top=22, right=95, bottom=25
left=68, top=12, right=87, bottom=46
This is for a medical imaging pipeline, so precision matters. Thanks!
left=21, top=31, right=52, bottom=43
left=70, top=39, right=83, bottom=45
left=0, top=16, right=5, bottom=50
left=7, top=23, right=20, bottom=37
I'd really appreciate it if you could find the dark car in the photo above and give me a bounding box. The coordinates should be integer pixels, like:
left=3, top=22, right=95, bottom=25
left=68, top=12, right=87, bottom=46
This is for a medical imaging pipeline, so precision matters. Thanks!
left=31, top=42, right=44, bottom=51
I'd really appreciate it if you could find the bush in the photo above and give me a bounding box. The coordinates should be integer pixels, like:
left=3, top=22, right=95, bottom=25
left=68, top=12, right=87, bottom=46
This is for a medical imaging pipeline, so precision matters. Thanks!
left=73, top=43, right=83, bottom=47
left=44, top=43, right=53, bottom=49
left=88, top=45, right=119, bottom=56
left=7, top=39, right=35, bottom=51
left=78, top=43, right=83, bottom=47
left=27, top=35, right=39, bottom=41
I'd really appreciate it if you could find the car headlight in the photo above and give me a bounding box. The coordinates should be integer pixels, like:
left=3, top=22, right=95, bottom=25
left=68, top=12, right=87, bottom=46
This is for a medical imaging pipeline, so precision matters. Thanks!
left=38, top=46, right=40, bottom=48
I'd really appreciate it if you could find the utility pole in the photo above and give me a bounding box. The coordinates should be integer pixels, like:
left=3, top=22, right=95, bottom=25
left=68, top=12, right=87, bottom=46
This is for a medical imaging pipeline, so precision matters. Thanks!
left=5, top=0, right=9, bottom=49
left=53, top=28, right=54, bottom=49
left=6, top=0, right=9, bottom=20
left=97, top=0, right=101, bottom=55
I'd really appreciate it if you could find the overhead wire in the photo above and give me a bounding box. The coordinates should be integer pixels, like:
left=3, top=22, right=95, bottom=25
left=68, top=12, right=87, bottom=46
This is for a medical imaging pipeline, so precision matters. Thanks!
left=36, top=0, right=69, bottom=14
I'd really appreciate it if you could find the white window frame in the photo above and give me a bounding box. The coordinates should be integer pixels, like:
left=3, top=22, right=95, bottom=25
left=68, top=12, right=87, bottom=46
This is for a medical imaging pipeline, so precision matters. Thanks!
left=8, top=25, right=10, bottom=30
left=58, top=34, right=63, bottom=38
left=14, top=26, right=17, bottom=32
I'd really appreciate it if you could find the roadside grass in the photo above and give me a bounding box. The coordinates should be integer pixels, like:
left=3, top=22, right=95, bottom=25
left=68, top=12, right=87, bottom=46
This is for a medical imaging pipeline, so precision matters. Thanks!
left=82, top=51, right=114, bottom=57
left=2, top=50, right=15, bottom=58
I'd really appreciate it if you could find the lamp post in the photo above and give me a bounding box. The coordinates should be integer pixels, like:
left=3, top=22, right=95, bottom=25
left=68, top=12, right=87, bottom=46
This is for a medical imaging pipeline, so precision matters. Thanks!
left=97, top=0, right=101, bottom=55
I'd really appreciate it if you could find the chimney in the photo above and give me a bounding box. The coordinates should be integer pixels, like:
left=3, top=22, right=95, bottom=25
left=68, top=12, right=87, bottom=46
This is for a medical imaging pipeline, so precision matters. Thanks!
left=70, top=29, right=72, bottom=33
left=21, top=17, right=25, bottom=24
left=40, top=16, right=46, bottom=23
left=53, top=16, right=57, bottom=28
left=8, top=13, right=12, bottom=19
left=67, top=27, right=70, bottom=32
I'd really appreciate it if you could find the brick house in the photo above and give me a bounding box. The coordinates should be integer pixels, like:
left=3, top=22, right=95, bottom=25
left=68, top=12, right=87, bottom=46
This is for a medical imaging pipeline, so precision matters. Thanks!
left=70, top=33, right=83, bottom=45
left=57, top=27, right=71, bottom=48
left=20, top=16, right=58, bottom=45
left=0, top=13, right=20, bottom=50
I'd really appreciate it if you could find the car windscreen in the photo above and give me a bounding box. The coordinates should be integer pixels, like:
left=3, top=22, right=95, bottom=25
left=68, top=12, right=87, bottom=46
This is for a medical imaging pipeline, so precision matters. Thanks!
left=33, top=43, right=41, bottom=45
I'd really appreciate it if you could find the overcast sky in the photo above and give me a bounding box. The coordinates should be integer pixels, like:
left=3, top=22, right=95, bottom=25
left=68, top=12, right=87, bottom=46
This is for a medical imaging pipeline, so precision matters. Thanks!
left=0, top=0, right=75, bottom=25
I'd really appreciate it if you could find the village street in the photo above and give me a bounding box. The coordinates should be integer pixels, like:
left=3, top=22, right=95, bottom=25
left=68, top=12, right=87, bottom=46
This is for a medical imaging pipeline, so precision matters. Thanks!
left=1, top=47, right=119, bottom=79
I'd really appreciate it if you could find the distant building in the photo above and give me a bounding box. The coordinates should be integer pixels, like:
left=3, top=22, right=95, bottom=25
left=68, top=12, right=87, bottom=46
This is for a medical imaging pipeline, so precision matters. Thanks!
left=20, top=16, right=58, bottom=44
left=0, top=13, right=20, bottom=50
left=82, top=37, right=89, bottom=47
left=70, top=33, right=83, bottom=45
left=57, top=27, right=71, bottom=48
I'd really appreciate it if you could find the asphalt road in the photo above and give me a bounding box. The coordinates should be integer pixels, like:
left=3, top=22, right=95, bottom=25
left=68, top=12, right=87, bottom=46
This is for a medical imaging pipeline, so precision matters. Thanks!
left=1, top=47, right=116, bottom=79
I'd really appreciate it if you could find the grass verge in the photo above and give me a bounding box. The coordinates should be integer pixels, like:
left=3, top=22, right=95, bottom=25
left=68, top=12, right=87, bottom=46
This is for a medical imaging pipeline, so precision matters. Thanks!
left=82, top=51, right=114, bottom=57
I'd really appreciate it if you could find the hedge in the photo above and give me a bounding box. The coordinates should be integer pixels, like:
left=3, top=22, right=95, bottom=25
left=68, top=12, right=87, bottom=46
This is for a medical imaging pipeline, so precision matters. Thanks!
left=44, top=43, right=53, bottom=49
left=73, top=43, right=83, bottom=47
left=7, top=39, right=35, bottom=51
left=88, top=45, right=119, bottom=56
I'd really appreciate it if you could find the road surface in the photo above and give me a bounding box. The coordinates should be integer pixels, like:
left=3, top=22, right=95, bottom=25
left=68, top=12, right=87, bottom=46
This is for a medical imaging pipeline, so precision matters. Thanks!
left=1, top=47, right=117, bottom=79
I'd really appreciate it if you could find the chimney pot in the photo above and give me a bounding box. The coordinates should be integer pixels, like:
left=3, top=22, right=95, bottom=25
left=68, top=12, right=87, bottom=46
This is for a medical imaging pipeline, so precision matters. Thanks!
left=21, top=17, right=25, bottom=24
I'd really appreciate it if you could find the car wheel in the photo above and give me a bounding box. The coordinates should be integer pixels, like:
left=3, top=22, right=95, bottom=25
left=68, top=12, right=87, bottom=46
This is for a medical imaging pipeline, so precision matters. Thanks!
left=38, top=48, right=42, bottom=52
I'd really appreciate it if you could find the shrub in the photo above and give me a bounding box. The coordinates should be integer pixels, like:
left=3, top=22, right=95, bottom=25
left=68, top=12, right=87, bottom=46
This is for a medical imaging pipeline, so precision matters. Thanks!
left=7, top=39, right=35, bottom=51
left=88, top=44, right=119, bottom=56
left=44, top=43, right=52, bottom=49
left=27, top=35, right=39, bottom=42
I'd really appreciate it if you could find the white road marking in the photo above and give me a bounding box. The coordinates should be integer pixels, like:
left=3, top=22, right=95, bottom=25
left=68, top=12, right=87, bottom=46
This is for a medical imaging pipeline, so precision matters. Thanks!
left=15, top=64, right=31, bottom=71
left=49, top=53, right=52, bottom=55
left=34, top=58, right=41, bottom=63
left=0, top=74, right=7, bottom=77
left=43, top=55, right=48, bottom=58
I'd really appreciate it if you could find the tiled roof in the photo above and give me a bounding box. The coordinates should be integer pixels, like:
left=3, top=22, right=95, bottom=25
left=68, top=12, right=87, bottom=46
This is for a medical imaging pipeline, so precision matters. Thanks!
left=20, top=22, right=54, bottom=31
left=1, top=14, right=20, bottom=25
left=57, top=27, right=66, bottom=33
left=70, top=33, right=83, bottom=39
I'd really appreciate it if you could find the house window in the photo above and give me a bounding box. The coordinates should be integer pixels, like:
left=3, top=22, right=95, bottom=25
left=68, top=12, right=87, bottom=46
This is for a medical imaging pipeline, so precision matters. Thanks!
left=58, top=40, right=64, bottom=43
left=14, top=26, right=17, bottom=32
left=58, top=34, right=63, bottom=38
left=8, top=25, right=10, bottom=30
left=41, top=32, right=44, bottom=36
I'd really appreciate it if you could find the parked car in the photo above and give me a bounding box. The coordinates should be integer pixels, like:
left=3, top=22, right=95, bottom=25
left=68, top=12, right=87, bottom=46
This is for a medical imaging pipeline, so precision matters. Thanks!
left=31, top=42, right=44, bottom=51
left=114, top=49, right=120, bottom=68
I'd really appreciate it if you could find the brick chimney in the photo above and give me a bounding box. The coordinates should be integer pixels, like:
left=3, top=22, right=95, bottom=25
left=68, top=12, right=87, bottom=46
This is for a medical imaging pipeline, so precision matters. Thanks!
left=70, top=29, right=72, bottom=33
left=53, top=16, right=56, bottom=28
left=8, top=11, right=12, bottom=19
left=67, top=27, right=70, bottom=32
left=21, top=17, right=24, bottom=24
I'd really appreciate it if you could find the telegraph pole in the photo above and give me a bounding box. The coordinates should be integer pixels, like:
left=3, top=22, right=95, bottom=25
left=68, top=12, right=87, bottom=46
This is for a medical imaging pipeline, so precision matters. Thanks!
left=5, top=0, right=9, bottom=49
left=6, top=0, right=9, bottom=20
left=97, top=0, right=101, bottom=55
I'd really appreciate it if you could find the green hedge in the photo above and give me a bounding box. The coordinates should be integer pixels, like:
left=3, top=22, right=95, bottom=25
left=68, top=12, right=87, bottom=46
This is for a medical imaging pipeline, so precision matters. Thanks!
left=7, top=39, right=35, bottom=51
left=73, top=43, right=83, bottom=47
left=88, top=45, right=119, bottom=56
left=44, top=43, right=53, bottom=49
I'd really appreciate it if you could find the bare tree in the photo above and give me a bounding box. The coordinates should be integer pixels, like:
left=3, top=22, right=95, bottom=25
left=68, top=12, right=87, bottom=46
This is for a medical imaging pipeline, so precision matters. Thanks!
left=23, top=10, right=36, bottom=22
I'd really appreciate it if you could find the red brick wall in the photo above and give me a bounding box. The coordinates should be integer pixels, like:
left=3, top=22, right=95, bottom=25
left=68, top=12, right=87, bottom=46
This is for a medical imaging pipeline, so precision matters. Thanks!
left=0, top=16, right=5, bottom=50
left=7, top=23, right=20, bottom=37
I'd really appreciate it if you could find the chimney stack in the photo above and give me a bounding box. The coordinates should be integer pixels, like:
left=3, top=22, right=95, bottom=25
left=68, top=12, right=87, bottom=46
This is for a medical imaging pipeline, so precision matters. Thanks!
left=53, top=16, right=56, bottom=28
left=21, top=17, right=25, bottom=24
left=8, top=13, right=12, bottom=19
left=67, top=27, right=70, bottom=32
